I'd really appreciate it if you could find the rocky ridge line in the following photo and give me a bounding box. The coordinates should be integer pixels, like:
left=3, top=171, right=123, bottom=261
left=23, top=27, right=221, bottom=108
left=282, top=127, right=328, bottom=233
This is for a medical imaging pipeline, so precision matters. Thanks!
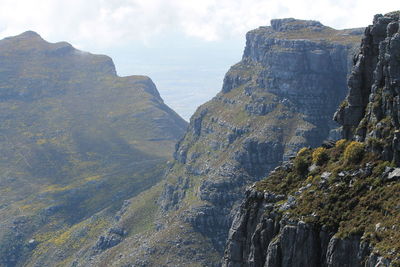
left=224, top=11, right=400, bottom=267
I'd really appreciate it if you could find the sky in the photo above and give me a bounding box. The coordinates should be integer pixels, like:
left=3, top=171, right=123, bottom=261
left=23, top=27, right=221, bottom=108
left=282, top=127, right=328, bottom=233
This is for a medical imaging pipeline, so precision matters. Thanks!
left=0, top=0, right=399, bottom=120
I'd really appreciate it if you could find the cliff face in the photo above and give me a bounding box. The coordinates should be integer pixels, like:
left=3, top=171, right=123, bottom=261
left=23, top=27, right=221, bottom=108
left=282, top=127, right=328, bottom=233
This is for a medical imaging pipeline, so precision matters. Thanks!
left=335, top=12, right=400, bottom=164
left=158, top=19, right=362, bottom=263
left=224, top=186, right=393, bottom=267
left=224, top=11, right=400, bottom=267
left=0, top=31, right=187, bottom=267
left=78, top=19, right=363, bottom=266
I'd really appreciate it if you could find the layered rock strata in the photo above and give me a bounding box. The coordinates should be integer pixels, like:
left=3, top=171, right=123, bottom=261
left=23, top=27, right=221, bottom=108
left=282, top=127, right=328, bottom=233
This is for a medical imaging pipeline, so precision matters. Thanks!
left=224, top=11, right=400, bottom=267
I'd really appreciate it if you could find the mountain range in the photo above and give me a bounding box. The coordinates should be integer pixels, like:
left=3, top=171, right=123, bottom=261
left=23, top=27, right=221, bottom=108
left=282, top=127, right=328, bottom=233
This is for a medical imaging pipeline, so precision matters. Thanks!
left=0, top=10, right=399, bottom=267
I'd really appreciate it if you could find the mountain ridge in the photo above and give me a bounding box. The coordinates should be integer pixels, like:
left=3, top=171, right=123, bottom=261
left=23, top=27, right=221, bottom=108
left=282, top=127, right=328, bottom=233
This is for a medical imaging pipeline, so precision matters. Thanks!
left=0, top=31, right=187, bottom=266
left=224, top=11, right=400, bottom=267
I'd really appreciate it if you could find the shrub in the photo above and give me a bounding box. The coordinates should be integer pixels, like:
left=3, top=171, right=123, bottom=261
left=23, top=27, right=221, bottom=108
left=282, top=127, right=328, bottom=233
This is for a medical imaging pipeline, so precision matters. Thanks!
left=335, top=139, right=347, bottom=149
left=312, top=147, right=329, bottom=166
left=294, top=156, right=309, bottom=176
left=294, top=147, right=311, bottom=176
left=339, top=99, right=348, bottom=109
left=343, top=141, right=365, bottom=164
left=297, top=147, right=309, bottom=157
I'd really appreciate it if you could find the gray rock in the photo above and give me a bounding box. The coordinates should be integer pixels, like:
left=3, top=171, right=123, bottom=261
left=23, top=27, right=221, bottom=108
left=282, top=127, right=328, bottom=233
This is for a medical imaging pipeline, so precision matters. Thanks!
left=270, top=18, right=323, bottom=32
left=335, top=12, right=400, bottom=164
left=224, top=12, right=400, bottom=267
left=223, top=191, right=390, bottom=267
left=155, top=18, right=362, bottom=266
left=321, top=172, right=332, bottom=180
left=387, top=168, right=400, bottom=180
left=93, top=226, right=126, bottom=253
left=279, top=195, right=296, bottom=211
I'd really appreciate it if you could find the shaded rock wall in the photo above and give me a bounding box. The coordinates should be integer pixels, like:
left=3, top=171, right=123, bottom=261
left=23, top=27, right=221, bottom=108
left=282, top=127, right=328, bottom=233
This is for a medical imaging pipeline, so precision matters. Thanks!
left=225, top=11, right=400, bottom=267
left=223, top=189, right=390, bottom=267
left=335, top=12, right=400, bottom=163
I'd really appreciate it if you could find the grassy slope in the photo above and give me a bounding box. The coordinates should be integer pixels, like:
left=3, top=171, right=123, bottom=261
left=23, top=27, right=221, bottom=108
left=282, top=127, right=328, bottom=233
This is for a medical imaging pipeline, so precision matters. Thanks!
left=0, top=31, right=187, bottom=266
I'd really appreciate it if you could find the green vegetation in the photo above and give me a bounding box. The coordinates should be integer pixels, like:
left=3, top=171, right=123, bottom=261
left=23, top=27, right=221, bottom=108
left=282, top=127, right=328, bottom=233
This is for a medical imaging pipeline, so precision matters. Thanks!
left=294, top=148, right=311, bottom=175
left=312, top=147, right=329, bottom=165
left=343, top=141, right=365, bottom=164
left=255, top=140, right=400, bottom=263
left=339, top=99, right=349, bottom=109
left=0, top=31, right=187, bottom=266
left=119, top=183, right=164, bottom=236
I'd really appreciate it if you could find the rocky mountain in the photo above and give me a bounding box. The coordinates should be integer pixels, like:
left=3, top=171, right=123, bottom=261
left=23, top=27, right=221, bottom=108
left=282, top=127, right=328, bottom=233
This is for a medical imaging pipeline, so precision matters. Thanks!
left=224, top=11, right=400, bottom=267
left=0, top=31, right=187, bottom=266
left=72, top=19, right=364, bottom=266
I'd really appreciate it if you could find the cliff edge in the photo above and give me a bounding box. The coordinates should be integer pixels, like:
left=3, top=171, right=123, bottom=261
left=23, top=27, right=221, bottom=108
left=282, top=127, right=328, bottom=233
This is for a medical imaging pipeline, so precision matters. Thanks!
left=224, top=11, right=400, bottom=267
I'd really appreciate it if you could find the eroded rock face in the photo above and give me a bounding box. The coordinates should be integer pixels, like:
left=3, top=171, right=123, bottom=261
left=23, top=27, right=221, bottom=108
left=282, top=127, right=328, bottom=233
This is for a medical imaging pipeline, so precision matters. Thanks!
left=223, top=189, right=389, bottom=267
left=225, top=12, right=400, bottom=267
left=335, top=12, right=400, bottom=163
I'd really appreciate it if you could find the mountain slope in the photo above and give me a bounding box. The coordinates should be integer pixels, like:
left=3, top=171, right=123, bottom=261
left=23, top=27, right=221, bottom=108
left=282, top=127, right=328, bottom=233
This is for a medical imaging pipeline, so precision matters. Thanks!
left=76, top=19, right=363, bottom=266
left=0, top=31, right=187, bottom=266
left=223, top=11, right=400, bottom=267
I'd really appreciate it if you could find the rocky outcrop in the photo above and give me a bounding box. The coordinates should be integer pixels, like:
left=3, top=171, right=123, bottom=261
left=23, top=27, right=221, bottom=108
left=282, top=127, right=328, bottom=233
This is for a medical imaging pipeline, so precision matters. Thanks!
left=223, top=189, right=390, bottom=267
left=93, top=227, right=126, bottom=252
left=335, top=11, right=400, bottom=163
left=225, top=11, right=400, bottom=267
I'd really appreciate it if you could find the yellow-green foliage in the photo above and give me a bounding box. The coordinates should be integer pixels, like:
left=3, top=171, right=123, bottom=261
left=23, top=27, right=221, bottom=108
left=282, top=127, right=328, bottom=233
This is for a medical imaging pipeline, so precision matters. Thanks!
left=41, top=184, right=75, bottom=193
left=344, top=141, right=365, bottom=164
left=36, top=138, right=47, bottom=145
left=297, top=147, right=309, bottom=157
left=33, top=217, right=110, bottom=259
left=120, top=183, right=163, bottom=236
left=84, top=175, right=101, bottom=182
left=339, top=99, right=348, bottom=109
left=53, top=229, right=72, bottom=246
left=335, top=139, right=347, bottom=149
left=312, top=147, right=329, bottom=165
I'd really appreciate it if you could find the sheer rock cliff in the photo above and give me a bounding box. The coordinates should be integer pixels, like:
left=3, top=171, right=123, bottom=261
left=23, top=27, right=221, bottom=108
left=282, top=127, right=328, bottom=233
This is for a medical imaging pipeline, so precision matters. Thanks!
left=224, top=11, right=400, bottom=267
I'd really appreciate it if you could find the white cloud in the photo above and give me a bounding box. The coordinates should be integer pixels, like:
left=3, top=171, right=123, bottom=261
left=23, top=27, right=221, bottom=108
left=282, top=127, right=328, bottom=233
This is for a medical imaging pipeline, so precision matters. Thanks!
left=0, top=0, right=399, bottom=48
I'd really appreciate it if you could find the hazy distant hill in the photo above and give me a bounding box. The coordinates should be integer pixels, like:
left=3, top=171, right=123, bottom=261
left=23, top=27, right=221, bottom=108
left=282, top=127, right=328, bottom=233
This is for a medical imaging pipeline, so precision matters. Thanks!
left=0, top=31, right=187, bottom=266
